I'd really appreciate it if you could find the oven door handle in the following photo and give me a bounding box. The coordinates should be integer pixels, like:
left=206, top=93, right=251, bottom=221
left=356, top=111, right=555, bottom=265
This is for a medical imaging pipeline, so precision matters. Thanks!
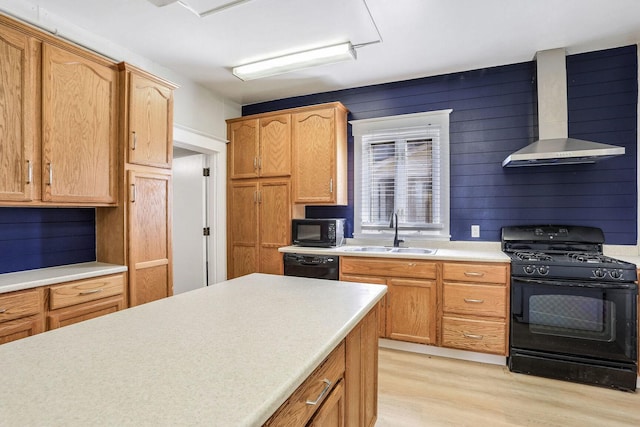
left=513, top=277, right=637, bottom=290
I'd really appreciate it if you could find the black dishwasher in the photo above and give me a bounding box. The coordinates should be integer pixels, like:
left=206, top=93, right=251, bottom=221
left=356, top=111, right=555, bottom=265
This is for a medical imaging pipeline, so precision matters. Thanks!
left=283, top=253, right=339, bottom=280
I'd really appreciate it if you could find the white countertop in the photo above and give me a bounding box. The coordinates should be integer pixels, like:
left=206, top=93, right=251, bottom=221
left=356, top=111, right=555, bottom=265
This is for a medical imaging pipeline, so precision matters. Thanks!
left=0, top=273, right=386, bottom=426
left=0, top=262, right=128, bottom=294
left=279, top=244, right=511, bottom=263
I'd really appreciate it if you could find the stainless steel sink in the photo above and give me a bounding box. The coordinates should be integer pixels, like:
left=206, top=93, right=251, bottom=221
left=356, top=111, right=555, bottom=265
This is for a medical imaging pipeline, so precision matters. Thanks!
left=389, top=247, right=436, bottom=255
left=340, top=246, right=436, bottom=255
left=341, top=246, right=389, bottom=253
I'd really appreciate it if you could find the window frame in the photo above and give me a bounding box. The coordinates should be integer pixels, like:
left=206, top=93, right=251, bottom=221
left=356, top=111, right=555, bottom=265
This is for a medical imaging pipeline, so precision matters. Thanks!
left=351, top=109, right=452, bottom=241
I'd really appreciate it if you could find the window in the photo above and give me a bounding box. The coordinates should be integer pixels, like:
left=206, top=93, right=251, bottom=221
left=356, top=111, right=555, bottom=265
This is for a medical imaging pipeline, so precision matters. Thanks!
left=352, top=110, right=451, bottom=240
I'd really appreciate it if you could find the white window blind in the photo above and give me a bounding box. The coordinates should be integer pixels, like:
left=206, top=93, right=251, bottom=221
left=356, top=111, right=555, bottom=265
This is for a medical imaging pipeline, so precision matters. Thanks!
left=352, top=110, right=451, bottom=240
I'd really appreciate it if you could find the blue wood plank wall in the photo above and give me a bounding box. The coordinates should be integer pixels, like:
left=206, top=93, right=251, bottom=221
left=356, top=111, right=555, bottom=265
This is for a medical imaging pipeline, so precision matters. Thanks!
left=0, top=208, right=96, bottom=274
left=244, top=45, right=638, bottom=245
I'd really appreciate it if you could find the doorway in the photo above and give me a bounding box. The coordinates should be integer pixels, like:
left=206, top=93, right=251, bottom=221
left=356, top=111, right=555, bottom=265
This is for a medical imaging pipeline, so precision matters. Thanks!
left=172, top=126, right=227, bottom=294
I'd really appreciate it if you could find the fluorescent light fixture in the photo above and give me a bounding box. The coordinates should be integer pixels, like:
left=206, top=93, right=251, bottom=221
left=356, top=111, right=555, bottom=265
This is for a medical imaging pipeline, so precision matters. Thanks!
left=232, top=42, right=357, bottom=81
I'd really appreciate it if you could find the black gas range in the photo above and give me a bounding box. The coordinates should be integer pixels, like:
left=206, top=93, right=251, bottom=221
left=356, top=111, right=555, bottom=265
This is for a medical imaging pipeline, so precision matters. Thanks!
left=502, top=225, right=638, bottom=391
left=503, top=225, right=637, bottom=282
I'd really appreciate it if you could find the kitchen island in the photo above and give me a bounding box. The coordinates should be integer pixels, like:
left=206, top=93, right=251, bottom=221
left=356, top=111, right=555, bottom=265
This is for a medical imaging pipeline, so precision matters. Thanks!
left=0, top=273, right=386, bottom=426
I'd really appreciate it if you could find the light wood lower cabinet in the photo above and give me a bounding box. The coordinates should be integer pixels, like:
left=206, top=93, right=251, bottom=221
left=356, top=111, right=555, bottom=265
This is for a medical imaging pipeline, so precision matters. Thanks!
left=0, top=288, right=44, bottom=344
left=265, top=307, right=378, bottom=427
left=340, top=257, right=438, bottom=345
left=0, top=273, right=126, bottom=345
left=441, top=262, right=509, bottom=355
left=341, top=257, right=510, bottom=355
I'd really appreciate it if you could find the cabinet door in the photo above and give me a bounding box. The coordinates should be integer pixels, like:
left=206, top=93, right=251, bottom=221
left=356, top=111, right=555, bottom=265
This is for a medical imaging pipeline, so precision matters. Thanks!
left=259, top=114, right=291, bottom=177
left=128, top=171, right=172, bottom=306
left=228, top=181, right=259, bottom=278
left=128, top=72, right=173, bottom=168
left=258, top=180, right=291, bottom=274
left=42, top=44, right=117, bottom=204
left=47, top=295, right=124, bottom=329
left=308, top=379, right=345, bottom=427
left=292, top=108, right=337, bottom=204
left=0, top=25, right=37, bottom=202
left=386, top=278, right=437, bottom=345
left=228, top=119, right=259, bottom=179
left=0, top=315, right=44, bottom=344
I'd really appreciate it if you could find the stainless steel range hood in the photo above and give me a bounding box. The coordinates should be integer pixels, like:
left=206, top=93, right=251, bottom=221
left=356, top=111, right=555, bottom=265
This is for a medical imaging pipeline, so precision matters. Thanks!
left=502, top=48, right=625, bottom=167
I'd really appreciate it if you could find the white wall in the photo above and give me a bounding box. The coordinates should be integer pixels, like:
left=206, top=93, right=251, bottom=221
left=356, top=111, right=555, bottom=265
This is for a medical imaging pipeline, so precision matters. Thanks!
left=0, top=0, right=241, bottom=138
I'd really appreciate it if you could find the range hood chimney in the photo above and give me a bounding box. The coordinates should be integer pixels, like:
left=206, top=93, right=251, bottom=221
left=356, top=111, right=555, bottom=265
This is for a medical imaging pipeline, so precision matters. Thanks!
left=502, top=48, right=625, bottom=167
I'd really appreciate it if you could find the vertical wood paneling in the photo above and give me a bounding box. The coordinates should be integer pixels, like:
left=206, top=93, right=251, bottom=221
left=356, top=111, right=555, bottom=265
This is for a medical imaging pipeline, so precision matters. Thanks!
left=244, top=46, right=637, bottom=245
left=0, top=208, right=96, bottom=274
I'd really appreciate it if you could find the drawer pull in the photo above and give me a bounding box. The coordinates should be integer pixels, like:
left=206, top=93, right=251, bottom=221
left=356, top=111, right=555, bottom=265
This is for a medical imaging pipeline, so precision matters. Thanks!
left=463, top=332, right=484, bottom=340
left=306, top=379, right=332, bottom=405
left=0, top=308, right=6, bottom=314
left=464, top=272, right=484, bottom=277
left=79, top=288, right=103, bottom=296
left=464, top=298, right=485, bottom=304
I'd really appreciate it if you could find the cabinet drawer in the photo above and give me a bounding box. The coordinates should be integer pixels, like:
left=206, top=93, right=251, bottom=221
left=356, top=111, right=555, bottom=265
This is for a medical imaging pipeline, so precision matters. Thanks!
left=0, top=289, right=41, bottom=323
left=442, top=262, right=508, bottom=284
left=341, top=257, right=437, bottom=279
left=442, top=316, right=506, bottom=355
left=443, top=283, right=507, bottom=318
left=49, top=274, right=124, bottom=310
left=0, top=314, right=44, bottom=344
left=265, top=341, right=346, bottom=426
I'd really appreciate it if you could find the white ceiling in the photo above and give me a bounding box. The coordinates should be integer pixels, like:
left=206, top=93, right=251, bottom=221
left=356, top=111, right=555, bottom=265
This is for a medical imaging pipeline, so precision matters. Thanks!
left=8, top=0, right=640, bottom=105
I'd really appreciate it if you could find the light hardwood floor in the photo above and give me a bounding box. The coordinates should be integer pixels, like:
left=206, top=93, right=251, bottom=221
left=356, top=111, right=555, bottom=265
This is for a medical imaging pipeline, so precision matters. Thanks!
left=376, top=348, right=640, bottom=427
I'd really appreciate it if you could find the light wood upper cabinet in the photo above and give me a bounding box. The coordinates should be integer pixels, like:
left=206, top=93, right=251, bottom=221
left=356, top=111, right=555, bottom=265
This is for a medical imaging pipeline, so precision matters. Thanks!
left=41, top=43, right=118, bottom=205
left=126, top=69, right=175, bottom=169
left=228, top=119, right=259, bottom=179
left=0, top=24, right=37, bottom=202
left=128, top=170, right=173, bottom=306
left=227, top=114, right=291, bottom=179
left=292, top=103, right=348, bottom=205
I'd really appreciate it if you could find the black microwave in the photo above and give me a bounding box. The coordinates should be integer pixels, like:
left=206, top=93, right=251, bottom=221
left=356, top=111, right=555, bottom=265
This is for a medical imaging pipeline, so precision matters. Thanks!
left=292, top=218, right=345, bottom=247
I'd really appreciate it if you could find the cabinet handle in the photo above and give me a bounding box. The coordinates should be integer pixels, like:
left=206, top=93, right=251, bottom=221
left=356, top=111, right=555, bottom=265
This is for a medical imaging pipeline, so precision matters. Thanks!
left=47, top=163, right=53, bottom=186
left=258, top=157, right=262, bottom=169
left=130, top=184, right=136, bottom=203
left=464, top=298, right=485, bottom=304
left=464, top=272, right=484, bottom=277
left=254, top=191, right=258, bottom=203
left=79, top=288, right=103, bottom=295
left=329, top=178, right=333, bottom=193
left=407, top=262, right=416, bottom=267
left=463, top=332, right=484, bottom=340
left=131, top=131, right=137, bottom=150
left=253, top=157, right=258, bottom=170
left=258, top=191, right=262, bottom=204
left=306, top=379, right=332, bottom=405
left=0, top=308, right=6, bottom=314
left=26, top=160, right=33, bottom=184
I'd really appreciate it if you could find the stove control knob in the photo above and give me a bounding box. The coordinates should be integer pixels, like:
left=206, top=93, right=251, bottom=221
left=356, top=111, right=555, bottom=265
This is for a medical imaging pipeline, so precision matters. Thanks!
left=609, top=270, right=622, bottom=279
left=524, top=265, right=535, bottom=275
left=537, top=265, right=549, bottom=276
left=593, top=268, right=606, bottom=279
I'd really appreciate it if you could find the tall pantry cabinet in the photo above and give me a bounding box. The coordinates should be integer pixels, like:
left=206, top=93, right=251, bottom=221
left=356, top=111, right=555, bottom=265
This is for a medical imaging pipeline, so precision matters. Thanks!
left=226, top=102, right=348, bottom=279
left=97, top=63, right=176, bottom=307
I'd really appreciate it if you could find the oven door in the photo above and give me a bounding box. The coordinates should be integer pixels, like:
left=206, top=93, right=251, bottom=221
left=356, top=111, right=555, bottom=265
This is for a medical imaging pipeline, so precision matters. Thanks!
left=511, top=277, right=637, bottom=363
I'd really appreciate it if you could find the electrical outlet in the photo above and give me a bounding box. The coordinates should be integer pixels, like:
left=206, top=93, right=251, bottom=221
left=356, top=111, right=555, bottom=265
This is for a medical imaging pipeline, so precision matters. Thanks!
left=471, top=225, right=480, bottom=238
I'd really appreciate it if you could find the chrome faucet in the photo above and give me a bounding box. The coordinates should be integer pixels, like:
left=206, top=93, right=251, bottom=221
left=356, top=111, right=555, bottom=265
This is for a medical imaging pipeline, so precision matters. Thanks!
left=389, top=211, right=404, bottom=248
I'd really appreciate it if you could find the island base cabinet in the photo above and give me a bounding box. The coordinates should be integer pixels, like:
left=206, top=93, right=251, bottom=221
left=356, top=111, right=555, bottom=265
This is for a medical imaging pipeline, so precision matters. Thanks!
left=264, top=342, right=345, bottom=426
left=345, top=308, right=378, bottom=427
left=308, top=380, right=345, bottom=427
